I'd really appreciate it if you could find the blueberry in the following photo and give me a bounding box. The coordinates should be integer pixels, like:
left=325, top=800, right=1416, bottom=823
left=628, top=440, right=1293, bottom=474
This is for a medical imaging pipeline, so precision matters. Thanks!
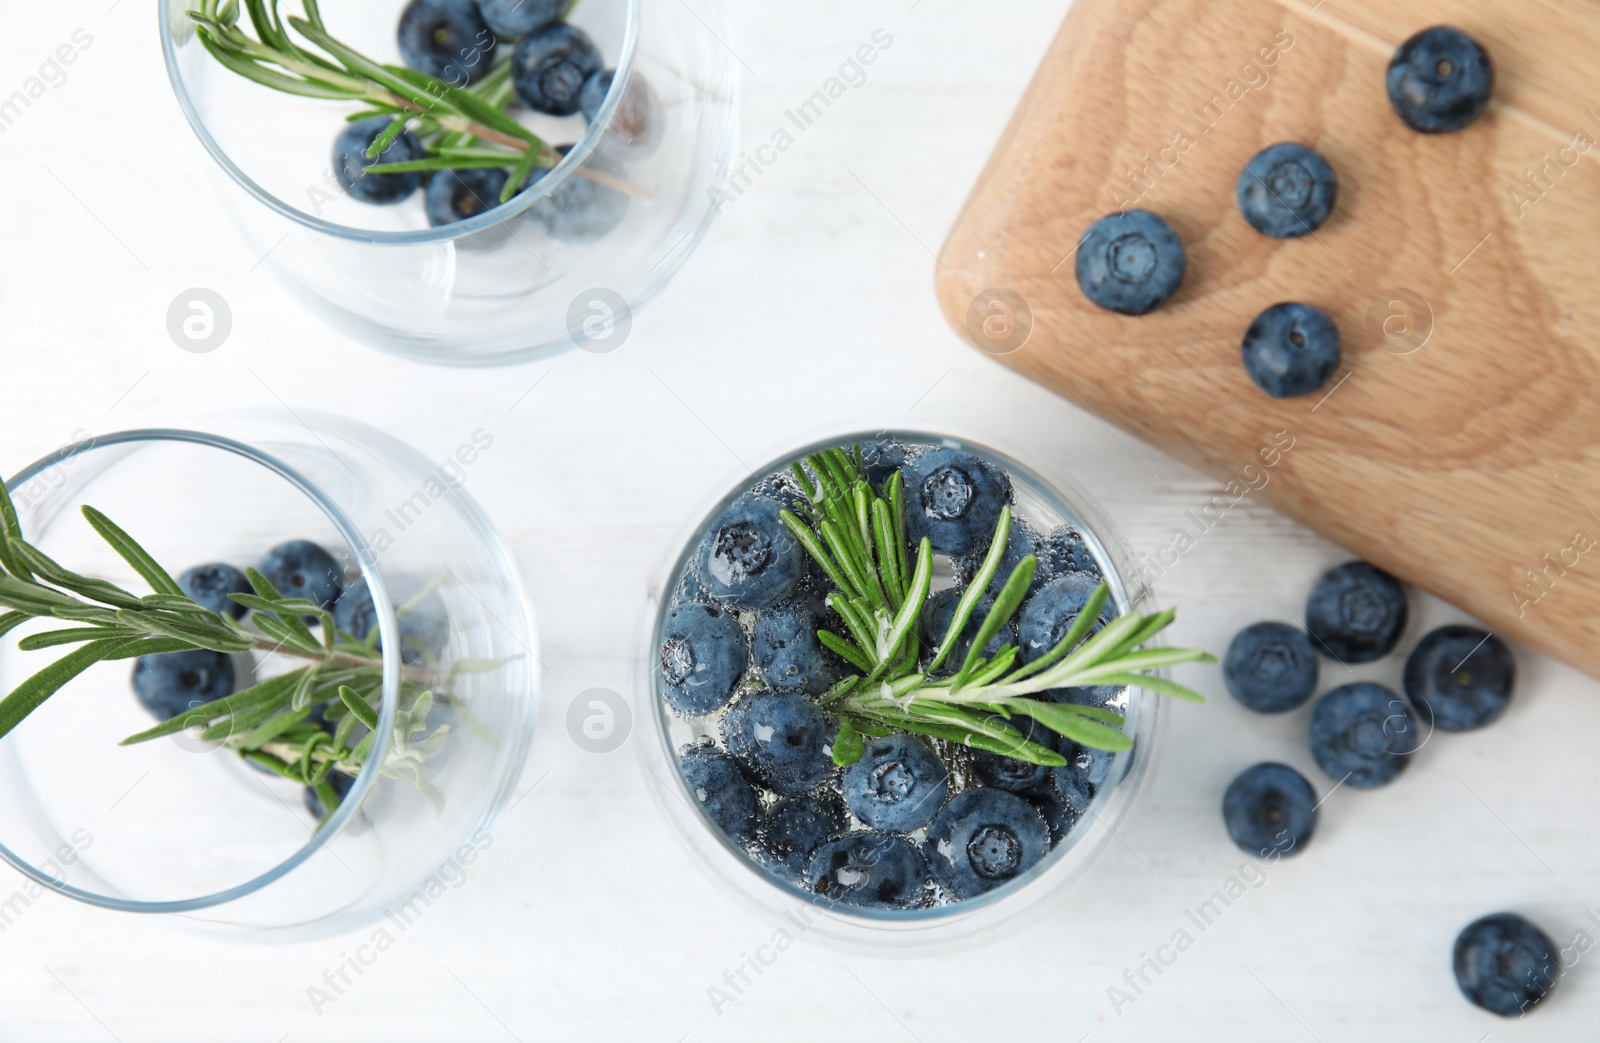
left=755, top=790, right=847, bottom=882
left=132, top=650, right=235, bottom=720
left=477, top=0, right=563, bottom=36
left=1223, top=621, right=1319, bottom=713
left=1075, top=209, right=1186, bottom=316
left=1019, top=784, right=1079, bottom=846
left=1236, top=143, right=1338, bottom=239
left=579, top=69, right=664, bottom=159
left=511, top=23, right=603, bottom=115
left=1038, top=525, right=1101, bottom=578
left=178, top=563, right=250, bottom=620
left=858, top=440, right=908, bottom=489
left=398, top=0, right=494, bottom=84
left=1222, top=762, right=1317, bottom=858
left=1304, top=561, right=1408, bottom=663
left=695, top=495, right=805, bottom=611
left=751, top=471, right=811, bottom=516
left=808, top=831, right=930, bottom=910
left=752, top=597, right=843, bottom=696
left=1404, top=625, right=1514, bottom=731
left=720, top=690, right=835, bottom=796
left=303, top=771, right=357, bottom=820
left=1018, top=570, right=1111, bottom=664
left=925, top=788, right=1050, bottom=899
left=658, top=602, right=748, bottom=717
left=902, top=447, right=1010, bottom=557
left=333, top=578, right=449, bottom=667
left=257, top=540, right=345, bottom=611
left=333, top=117, right=425, bottom=205
left=423, top=167, right=510, bottom=226
left=1453, top=912, right=1558, bottom=1016
left=1308, top=682, right=1415, bottom=788
left=1241, top=302, right=1341, bottom=399
left=1387, top=26, right=1494, bottom=134
left=841, top=734, right=949, bottom=833
left=678, top=741, right=760, bottom=844
left=956, top=517, right=1044, bottom=598
left=968, top=711, right=1054, bottom=794
left=524, top=149, right=629, bottom=242
left=1052, top=741, right=1117, bottom=813
left=920, top=587, right=1016, bottom=677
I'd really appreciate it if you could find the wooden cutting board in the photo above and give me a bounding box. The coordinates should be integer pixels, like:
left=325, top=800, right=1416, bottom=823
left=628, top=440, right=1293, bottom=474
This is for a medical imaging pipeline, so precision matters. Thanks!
left=935, top=0, right=1600, bottom=678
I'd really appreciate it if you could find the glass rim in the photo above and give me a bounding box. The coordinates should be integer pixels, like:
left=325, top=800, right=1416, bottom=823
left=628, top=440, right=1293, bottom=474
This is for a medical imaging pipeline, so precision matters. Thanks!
left=0, top=427, right=403, bottom=914
left=158, top=0, right=644, bottom=246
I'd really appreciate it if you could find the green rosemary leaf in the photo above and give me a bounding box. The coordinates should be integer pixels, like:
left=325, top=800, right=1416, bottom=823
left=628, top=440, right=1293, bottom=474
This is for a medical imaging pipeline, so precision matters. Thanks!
left=101, top=637, right=199, bottom=661
left=1030, top=707, right=1133, bottom=752
left=389, top=63, right=541, bottom=146
left=1087, top=671, right=1208, bottom=704
left=118, top=670, right=303, bottom=744
left=364, top=114, right=409, bottom=159
left=311, top=777, right=340, bottom=824
left=831, top=718, right=865, bottom=766
left=243, top=750, right=299, bottom=780
left=869, top=499, right=903, bottom=606
left=927, top=507, right=1013, bottom=675
left=860, top=708, right=1065, bottom=766
left=954, top=553, right=1036, bottom=684
left=301, top=0, right=325, bottom=31
left=825, top=594, right=879, bottom=661
left=1020, top=701, right=1126, bottom=726
left=80, top=506, right=185, bottom=597
left=845, top=714, right=891, bottom=738
left=349, top=729, right=375, bottom=763
left=822, top=674, right=862, bottom=707
left=498, top=144, right=548, bottom=203
left=779, top=511, right=853, bottom=600
left=817, top=630, right=871, bottom=676
left=1085, top=646, right=1218, bottom=674
left=251, top=612, right=323, bottom=656
left=0, top=611, right=27, bottom=640
left=289, top=664, right=321, bottom=712
left=243, top=0, right=291, bottom=51
left=138, top=594, right=221, bottom=619
left=958, top=644, right=1018, bottom=690
left=193, top=27, right=356, bottom=100
left=0, top=637, right=133, bottom=740
left=242, top=566, right=284, bottom=600
left=1001, top=581, right=1112, bottom=685
left=332, top=703, right=361, bottom=751
left=818, top=519, right=872, bottom=604
left=200, top=698, right=285, bottom=742
left=238, top=706, right=311, bottom=751
left=16, top=626, right=141, bottom=651
left=113, top=609, right=254, bottom=654
left=0, top=479, right=27, bottom=580
left=863, top=539, right=931, bottom=684
left=13, top=543, right=144, bottom=610
left=339, top=685, right=380, bottom=730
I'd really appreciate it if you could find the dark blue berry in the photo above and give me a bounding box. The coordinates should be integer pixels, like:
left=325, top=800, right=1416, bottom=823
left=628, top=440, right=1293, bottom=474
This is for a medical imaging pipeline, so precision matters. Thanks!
left=1222, top=762, right=1317, bottom=858
left=1223, top=621, right=1319, bottom=713
left=258, top=540, right=345, bottom=611
left=303, top=771, right=356, bottom=820
left=1019, top=784, right=1079, bottom=846
left=178, top=563, right=250, bottom=620
left=1241, top=302, right=1341, bottom=399
left=524, top=150, right=628, bottom=242
left=1388, top=27, right=1494, bottom=134
left=925, top=788, right=1050, bottom=899
left=902, top=447, right=1010, bottom=557
left=1052, top=741, right=1116, bottom=813
left=1018, top=570, right=1111, bottom=664
left=1404, top=625, right=1513, bottom=731
left=511, top=24, right=603, bottom=115
left=955, top=517, right=1045, bottom=598
left=333, top=117, right=424, bottom=205
left=579, top=69, right=664, bottom=158
left=807, top=832, right=930, bottom=910
left=1236, top=143, right=1338, bottom=239
left=920, top=587, right=1016, bottom=678
left=424, top=167, right=509, bottom=226
left=755, top=790, right=847, bottom=882
left=968, top=711, right=1055, bottom=794
left=132, top=650, right=235, bottom=720
left=1305, top=561, right=1408, bottom=663
left=841, top=734, right=949, bottom=833
left=720, top=690, right=835, bottom=796
left=858, top=440, right=908, bottom=489
left=477, top=0, right=563, bottom=36
left=658, top=602, right=748, bottom=717
left=752, top=597, right=843, bottom=696
left=678, top=740, right=759, bottom=844
left=1454, top=912, right=1558, bottom=1016
left=1075, top=209, right=1186, bottom=316
left=1309, top=682, right=1416, bottom=788
left=333, top=578, right=449, bottom=667
left=398, top=0, right=494, bottom=85
left=695, top=495, right=805, bottom=611
left=1038, top=525, right=1101, bottom=578
left=751, top=471, right=811, bottom=516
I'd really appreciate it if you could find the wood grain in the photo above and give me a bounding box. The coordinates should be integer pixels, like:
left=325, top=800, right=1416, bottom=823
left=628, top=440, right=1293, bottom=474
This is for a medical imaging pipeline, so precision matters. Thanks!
left=936, top=0, right=1600, bottom=677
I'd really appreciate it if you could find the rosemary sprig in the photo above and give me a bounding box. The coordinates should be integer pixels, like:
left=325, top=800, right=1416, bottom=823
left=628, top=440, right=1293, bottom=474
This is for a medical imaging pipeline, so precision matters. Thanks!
left=778, top=447, right=1213, bottom=768
left=0, top=475, right=452, bottom=822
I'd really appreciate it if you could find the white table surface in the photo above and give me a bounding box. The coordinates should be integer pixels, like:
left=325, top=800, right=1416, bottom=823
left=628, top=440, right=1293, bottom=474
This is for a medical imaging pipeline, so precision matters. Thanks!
left=3, top=1, right=1598, bottom=1039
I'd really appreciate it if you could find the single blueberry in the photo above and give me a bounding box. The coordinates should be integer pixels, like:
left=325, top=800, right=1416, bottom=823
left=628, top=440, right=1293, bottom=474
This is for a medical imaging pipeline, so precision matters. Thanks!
left=258, top=539, right=346, bottom=612
left=1223, top=621, right=1319, bottom=713
left=1453, top=912, right=1558, bottom=1016
left=1236, top=143, right=1338, bottom=239
left=132, top=650, right=235, bottom=721
left=424, top=167, right=510, bottom=226
left=1404, top=625, right=1514, bottom=731
left=524, top=148, right=629, bottom=241
left=1017, top=570, right=1111, bottom=664
left=1052, top=741, right=1117, bottom=813
left=679, top=741, right=760, bottom=844
left=955, top=517, right=1045, bottom=598
left=841, top=734, right=949, bottom=833
left=925, top=788, right=1050, bottom=899
left=755, top=790, right=847, bottom=882
left=1222, top=762, right=1317, bottom=858
left=333, top=117, right=425, bottom=205
left=1309, top=682, right=1416, bottom=788
left=720, top=690, right=835, bottom=796
left=511, top=23, right=603, bottom=115
left=751, top=471, right=812, bottom=516
left=968, top=710, right=1058, bottom=794
left=1241, top=302, right=1341, bottom=399
left=579, top=69, right=664, bottom=159
left=920, top=586, right=1016, bottom=678
left=695, top=495, right=805, bottom=611
left=902, top=447, right=1011, bottom=557
left=478, top=0, right=564, bottom=37
left=752, top=596, right=843, bottom=696
left=658, top=602, right=748, bottom=717
left=333, top=577, right=450, bottom=668
left=1388, top=26, right=1494, bottom=134
left=398, top=0, right=495, bottom=84
left=858, top=440, right=908, bottom=490
left=178, top=563, right=251, bottom=620
left=1305, top=561, right=1408, bottom=663
left=303, top=771, right=357, bottom=820
left=1075, top=209, right=1187, bottom=316
left=1038, top=525, right=1101, bottom=578
left=1019, top=783, right=1079, bottom=846
left=807, top=831, right=930, bottom=910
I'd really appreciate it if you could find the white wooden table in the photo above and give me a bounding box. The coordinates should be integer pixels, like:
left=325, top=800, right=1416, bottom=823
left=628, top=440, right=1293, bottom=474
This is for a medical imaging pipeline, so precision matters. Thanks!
left=2, top=1, right=1597, bottom=1039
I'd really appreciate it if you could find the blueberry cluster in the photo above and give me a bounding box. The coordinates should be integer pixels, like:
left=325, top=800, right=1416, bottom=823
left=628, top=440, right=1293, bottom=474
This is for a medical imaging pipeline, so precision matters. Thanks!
left=335, top=0, right=659, bottom=237
left=663, top=440, right=1121, bottom=911
left=1074, top=26, right=1493, bottom=401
